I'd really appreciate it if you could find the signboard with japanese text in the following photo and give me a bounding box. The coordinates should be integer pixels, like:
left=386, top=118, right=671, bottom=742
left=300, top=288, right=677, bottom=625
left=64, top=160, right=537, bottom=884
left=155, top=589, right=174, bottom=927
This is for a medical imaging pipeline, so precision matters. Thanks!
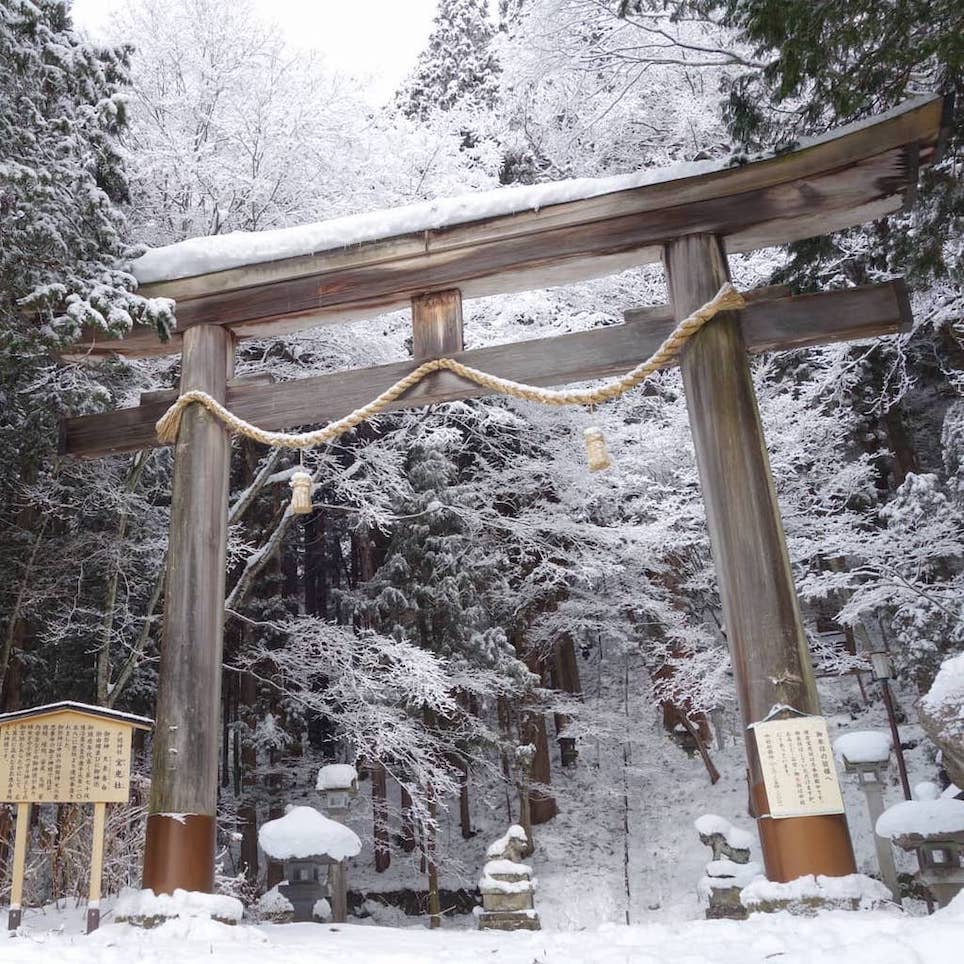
left=0, top=704, right=149, bottom=804
left=753, top=715, right=845, bottom=818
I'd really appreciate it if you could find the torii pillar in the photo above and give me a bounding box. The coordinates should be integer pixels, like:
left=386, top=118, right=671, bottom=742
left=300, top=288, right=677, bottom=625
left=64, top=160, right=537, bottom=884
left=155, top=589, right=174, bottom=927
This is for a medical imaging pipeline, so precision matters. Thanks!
left=665, top=235, right=856, bottom=880
left=142, top=325, right=235, bottom=893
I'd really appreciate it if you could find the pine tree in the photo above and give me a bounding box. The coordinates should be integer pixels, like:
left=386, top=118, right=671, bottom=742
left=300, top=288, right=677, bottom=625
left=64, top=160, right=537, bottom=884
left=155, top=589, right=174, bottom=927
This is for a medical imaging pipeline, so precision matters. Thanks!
left=398, top=0, right=501, bottom=120
left=0, top=0, right=173, bottom=706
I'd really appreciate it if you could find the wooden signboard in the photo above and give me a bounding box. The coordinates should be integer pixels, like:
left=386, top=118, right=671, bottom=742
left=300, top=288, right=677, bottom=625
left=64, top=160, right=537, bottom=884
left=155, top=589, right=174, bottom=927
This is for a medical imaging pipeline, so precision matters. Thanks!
left=0, top=702, right=151, bottom=934
left=753, top=716, right=845, bottom=819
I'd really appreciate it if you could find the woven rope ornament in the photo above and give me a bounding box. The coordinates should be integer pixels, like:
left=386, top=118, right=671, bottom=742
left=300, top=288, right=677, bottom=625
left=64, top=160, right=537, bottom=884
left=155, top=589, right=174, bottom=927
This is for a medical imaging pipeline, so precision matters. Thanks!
left=289, top=469, right=314, bottom=515
left=583, top=426, right=613, bottom=472
left=155, top=284, right=745, bottom=464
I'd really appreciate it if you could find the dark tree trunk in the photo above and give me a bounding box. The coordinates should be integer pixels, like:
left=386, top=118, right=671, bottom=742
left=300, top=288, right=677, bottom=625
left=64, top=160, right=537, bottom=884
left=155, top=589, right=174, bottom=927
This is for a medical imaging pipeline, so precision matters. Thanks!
left=459, top=761, right=472, bottom=839
left=549, top=634, right=582, bottom=766
left=521, top=710, right=558, bottom=825
left=370, top=761, right=391, bottom=873
left=882, top=405, right=920, bottom=485
left=399, top=785, right=417, bottom=853
left=238, top=669, right=260, bottom=884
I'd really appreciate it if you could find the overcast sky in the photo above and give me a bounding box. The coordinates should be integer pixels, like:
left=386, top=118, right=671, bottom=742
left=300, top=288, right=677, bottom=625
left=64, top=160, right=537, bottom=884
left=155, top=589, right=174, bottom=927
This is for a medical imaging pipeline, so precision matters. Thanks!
left=71, top=0, right=442, bottom=100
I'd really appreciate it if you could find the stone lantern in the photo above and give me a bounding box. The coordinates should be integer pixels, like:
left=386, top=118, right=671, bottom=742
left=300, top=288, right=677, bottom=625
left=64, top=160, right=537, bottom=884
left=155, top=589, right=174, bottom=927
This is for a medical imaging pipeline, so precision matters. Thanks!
left=258, top=806, right=362, bottom=923
left=833, top=730, right=901, bottom=902
left=877, top=799, right=964, bottom=908
left=316, top=764, right=359, bottom=819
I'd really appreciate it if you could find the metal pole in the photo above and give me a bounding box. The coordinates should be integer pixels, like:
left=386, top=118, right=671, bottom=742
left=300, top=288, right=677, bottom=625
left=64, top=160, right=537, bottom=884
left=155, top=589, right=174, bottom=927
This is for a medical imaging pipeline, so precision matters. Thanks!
left=880, top=682, right=912, bottom=800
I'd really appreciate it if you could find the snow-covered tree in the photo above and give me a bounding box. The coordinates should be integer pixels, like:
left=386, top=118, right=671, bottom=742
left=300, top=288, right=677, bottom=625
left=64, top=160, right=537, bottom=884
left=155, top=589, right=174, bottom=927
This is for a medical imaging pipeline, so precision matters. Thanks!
left=0, top=0, right=172, bottom=706
left=398, top=0, right=501, bottom=120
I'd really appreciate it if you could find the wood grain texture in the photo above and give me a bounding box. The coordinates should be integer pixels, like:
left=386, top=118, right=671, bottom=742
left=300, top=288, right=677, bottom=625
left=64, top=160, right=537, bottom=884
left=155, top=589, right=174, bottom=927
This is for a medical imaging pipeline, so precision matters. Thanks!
left=64, top=96, right=945, bottom=359
left=88, top=801, right=106, bottom=905
left=665, top=234, right=856, bottom=880
left=408, top=288, right=465, bottom=403
left=147, top=325, right=234, bottom=822
left=667, top=234, right=818, bottom=733
left=9, top=802, right=29, bottom=909
left=412, top=289, right=464, bottom=357
left=62, top=281, right=911, bottom=459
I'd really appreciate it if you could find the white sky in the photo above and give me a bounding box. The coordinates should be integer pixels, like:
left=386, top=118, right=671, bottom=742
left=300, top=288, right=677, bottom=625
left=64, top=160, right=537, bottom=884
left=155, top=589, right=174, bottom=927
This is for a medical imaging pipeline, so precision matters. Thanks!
left=70, top=0, right=442, bottom=100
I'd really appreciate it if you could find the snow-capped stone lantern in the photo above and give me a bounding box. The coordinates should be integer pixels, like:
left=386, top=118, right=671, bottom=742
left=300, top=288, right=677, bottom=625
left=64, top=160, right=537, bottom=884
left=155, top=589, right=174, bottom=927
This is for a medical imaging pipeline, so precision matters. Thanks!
left=876, top=798, right=964, bottom=908
left=833, top=730, right=901, bottom=903
left=316, top=763, right=359, bottom=818
left=258, top=806, right=362, bottom=923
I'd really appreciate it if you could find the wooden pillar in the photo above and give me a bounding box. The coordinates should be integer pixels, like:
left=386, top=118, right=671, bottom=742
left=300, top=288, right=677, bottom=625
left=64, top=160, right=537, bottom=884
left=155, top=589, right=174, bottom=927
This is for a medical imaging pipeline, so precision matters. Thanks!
left=6, top=802, right=29, bottom=931
left=143, top=324, right=235, bottom=894
left=664, top=235, right=856, bottom=881
left=412, top=288, right=463, bottom=358
left=86, top=801, right=106, bottom=933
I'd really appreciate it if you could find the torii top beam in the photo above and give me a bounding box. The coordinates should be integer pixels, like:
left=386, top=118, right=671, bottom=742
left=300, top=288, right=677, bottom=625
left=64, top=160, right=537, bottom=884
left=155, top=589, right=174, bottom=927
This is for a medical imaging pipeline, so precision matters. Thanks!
left=67, top=96, right=948, bottom=361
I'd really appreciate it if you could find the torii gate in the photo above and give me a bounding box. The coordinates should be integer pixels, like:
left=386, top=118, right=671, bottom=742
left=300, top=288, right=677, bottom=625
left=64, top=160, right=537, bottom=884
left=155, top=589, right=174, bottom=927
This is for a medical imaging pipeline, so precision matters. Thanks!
left=63, top=96, right=948, bottom=895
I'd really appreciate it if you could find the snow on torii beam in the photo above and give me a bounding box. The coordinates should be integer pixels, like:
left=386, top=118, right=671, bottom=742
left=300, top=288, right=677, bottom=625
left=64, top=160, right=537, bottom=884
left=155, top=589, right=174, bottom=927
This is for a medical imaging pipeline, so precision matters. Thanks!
left=65, top=95, right=947, bottom=360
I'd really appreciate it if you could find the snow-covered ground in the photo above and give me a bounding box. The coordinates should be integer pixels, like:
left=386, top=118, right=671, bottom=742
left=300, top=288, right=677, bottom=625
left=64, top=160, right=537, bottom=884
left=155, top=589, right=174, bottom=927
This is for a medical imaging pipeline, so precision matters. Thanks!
left=2, top=896, right=963, bottom=964
left=3, top=674, right=956, bottom=960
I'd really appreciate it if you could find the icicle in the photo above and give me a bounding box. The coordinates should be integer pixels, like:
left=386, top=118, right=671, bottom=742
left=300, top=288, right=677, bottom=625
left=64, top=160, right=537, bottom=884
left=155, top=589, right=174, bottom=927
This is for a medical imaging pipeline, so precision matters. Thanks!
left=583, top=425, right=613, bottom=472
left=289, top=469, right=314, bottom=515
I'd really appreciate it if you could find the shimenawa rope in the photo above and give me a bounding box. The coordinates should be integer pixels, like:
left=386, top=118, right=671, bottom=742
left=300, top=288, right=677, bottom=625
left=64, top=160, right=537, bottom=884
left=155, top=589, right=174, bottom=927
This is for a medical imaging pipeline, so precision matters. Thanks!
left=155, top=283, right=745, bottom=451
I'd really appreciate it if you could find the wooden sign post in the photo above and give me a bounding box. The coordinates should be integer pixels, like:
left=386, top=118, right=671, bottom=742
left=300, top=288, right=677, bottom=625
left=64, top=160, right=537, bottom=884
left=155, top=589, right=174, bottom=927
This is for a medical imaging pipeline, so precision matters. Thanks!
left=0, top=702, right=152, bottom=933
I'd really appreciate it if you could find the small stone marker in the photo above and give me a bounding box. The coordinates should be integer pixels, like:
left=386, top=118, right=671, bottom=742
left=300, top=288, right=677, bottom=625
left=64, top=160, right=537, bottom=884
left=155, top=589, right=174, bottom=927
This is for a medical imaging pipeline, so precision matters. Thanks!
left=695, top=814, right=760, bottom=920
left=0, top=701, right=151, bottom=933
left=477, top=825, right=540, bottom=931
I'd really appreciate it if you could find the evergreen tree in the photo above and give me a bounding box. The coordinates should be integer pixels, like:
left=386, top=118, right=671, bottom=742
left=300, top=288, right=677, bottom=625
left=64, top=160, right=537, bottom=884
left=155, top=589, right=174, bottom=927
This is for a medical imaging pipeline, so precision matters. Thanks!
left=354, top=429, right=522, bottom=680
left=398, top=0, right=501, bottom=120
left=709, top=0, right=962, bottom=294
left=0, top=0, right=172, bottom=706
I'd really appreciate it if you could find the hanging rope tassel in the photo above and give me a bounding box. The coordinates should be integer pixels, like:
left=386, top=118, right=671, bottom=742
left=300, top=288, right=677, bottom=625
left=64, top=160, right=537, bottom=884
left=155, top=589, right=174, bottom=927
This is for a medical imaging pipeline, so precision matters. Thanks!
left=583, top=425, right=613, bottom=472
left=288, top=469, right=314, bottom=515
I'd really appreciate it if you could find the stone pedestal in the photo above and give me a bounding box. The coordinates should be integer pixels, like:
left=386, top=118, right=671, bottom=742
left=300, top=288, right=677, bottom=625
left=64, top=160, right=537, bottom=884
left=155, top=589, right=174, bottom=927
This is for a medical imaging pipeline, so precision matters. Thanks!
left=477, top=829, right=540, bottom=931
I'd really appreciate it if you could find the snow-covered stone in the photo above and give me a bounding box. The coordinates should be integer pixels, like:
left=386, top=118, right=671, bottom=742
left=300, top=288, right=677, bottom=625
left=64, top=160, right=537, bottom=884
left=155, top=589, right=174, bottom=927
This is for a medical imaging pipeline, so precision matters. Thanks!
left=705, top=859, right=763, bottom=886
left=316, top=764, right=358, bottom=791
left=833, top=730, right=892, bottom=765
left=253, top=887, right=293, bottom=923
left=693, top=814, right=755, bottom=852
left=915, top=781, right=942, bottom=801
left=312, top=899, right=331, bottom=921
left=875, top=799, right=964, bottom=839
left=115, top=888, right=243, bottom=927
left=740, top=873, right=892, bottom=914
left=919, top=653, right=964, bottom=790
left=258, top=806, right=361, bottom=861
left=483, top=858, right=532, bottom=877
left=486, top=824, right=528, bottom=860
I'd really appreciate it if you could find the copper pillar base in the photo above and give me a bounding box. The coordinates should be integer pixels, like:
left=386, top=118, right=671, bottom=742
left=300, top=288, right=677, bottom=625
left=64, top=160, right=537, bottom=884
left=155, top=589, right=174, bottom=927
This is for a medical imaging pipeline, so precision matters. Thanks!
left=86, top=908, right=100, bottom=933
left=142, top=813, right=216, bottom=894
left=752, top=782, right=857, bottom=881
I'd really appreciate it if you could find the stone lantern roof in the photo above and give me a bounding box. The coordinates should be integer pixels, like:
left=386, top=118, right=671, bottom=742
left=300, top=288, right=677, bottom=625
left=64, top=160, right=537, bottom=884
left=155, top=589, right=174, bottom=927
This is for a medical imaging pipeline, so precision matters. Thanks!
left=258, top=806, right=361, bottom=862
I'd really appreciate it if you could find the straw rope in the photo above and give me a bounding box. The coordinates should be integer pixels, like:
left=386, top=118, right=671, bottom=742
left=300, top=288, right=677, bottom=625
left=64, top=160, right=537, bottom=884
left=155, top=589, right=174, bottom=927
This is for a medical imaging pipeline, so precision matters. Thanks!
left=156, top=282, right=745, bottom=448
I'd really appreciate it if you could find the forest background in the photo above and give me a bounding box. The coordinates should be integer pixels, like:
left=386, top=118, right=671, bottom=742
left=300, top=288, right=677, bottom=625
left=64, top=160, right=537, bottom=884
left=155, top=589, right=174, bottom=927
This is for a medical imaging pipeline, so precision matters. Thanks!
left=0, top=0, right=962, bottom=913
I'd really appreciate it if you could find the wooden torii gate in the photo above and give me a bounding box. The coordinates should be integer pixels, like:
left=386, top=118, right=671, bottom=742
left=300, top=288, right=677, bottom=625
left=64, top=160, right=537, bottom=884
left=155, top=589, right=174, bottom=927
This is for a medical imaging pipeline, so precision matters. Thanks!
left=62, top=96, right=948, bottom=895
